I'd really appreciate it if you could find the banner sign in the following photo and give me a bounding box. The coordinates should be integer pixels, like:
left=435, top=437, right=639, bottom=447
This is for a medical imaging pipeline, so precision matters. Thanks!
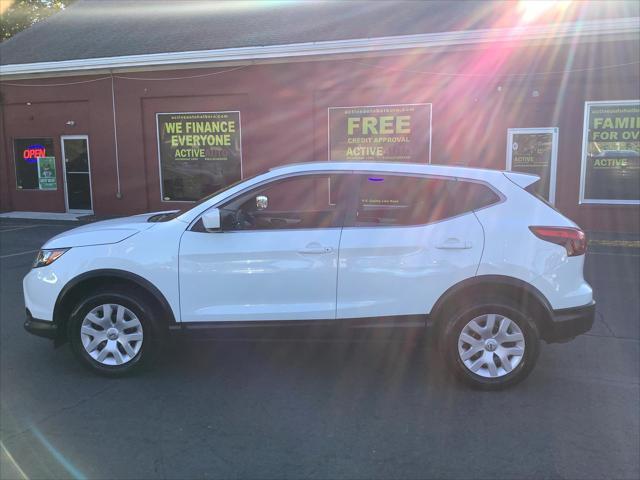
left=582, top=101, right=640, bottom=202
left=328, top=104, right=431, bottom=163
left=13, top=138, right=55, bottom=190
left=509, top=131, right=555, bottom=201
left=37, top=157, right=57, bottom=190
left=156, top=112, right=242, bottom=201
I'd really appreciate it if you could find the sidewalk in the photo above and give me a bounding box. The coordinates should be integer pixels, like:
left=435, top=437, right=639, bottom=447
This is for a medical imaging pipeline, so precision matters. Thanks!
left=0, top=211, right=122, bottom=224
left=0, top=211, right=84, bottom=221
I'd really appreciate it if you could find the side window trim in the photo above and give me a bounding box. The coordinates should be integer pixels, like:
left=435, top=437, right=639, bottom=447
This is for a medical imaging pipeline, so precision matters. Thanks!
left=342, top=172, right=503, bottom=229
left=342, top=173, right=361, bottom=228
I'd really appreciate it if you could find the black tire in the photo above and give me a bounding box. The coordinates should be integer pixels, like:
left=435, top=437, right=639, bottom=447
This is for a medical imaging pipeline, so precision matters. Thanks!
left=440, top=298, right=540, bottom=390
left=67, top=287, right=163, bottom=376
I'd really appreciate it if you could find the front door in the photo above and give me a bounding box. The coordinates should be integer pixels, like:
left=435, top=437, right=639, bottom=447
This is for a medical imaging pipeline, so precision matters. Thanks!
left=61, top=135, right=93, bottom=212
left=179, top=172, right=352, bottom=322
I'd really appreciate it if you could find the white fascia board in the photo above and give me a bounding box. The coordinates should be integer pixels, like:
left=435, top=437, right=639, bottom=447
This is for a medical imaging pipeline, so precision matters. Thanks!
left=1, top=17, right=638, bottom=77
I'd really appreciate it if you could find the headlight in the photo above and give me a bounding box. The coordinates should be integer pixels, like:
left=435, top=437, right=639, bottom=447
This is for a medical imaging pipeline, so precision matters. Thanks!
left=33, top=248, right=69, bottom=268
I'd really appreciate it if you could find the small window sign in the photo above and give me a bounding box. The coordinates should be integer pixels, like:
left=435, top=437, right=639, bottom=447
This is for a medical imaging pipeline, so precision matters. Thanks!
left=506, top=128, right=558, bottom=204
left=37, top=157, right=57, bottom=190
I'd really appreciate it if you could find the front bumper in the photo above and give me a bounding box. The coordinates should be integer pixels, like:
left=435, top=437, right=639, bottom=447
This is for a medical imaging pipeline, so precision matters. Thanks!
left=24, top=309, right=57, bottom=340
left=545, top=301, right=596, bottom=343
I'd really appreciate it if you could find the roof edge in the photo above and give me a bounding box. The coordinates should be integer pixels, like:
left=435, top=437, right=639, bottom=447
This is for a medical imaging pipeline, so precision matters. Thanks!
left=1, top=16, right=638, bottom=78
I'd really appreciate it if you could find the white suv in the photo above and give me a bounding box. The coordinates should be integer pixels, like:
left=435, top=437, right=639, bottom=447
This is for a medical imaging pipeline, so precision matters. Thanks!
left=24, top=162, right=594, bottom=389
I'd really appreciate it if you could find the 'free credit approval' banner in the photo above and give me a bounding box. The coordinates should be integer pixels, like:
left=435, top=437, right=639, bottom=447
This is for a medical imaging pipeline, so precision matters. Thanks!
left=328, top=104, right=432, bottom=163
left=156, top=111, right=242, bottom=202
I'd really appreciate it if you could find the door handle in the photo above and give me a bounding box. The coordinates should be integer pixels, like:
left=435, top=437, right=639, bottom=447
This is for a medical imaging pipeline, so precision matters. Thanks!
left=435, top=238, right=472, bottom=249
left=298, top=243, right=333, bottom=254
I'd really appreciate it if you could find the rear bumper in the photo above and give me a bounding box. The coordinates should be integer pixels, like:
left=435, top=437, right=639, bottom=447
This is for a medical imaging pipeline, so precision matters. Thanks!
left=24, top=309, right=57, bottom=340
left=545, top=301, right=595, bottom=343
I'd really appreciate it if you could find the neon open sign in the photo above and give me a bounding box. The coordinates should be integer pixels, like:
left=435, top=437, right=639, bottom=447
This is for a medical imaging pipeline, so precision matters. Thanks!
left=23, top=144, right=47, bottom=164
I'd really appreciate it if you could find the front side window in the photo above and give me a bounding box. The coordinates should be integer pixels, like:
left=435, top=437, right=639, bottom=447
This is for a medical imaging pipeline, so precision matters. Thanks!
left=218, top=173, right=349, bottom=231
left=353, top=174, right=499, bottom=227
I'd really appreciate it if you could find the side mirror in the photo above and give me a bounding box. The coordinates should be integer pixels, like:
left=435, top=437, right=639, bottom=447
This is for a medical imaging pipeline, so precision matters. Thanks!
left=201, top=209, right=221, bottom=231
left=256, top=195, right=268, bottom=210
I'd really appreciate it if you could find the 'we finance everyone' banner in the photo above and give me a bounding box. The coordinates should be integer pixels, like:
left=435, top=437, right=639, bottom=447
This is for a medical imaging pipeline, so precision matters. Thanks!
left=156, top=112, right=242, bottom=201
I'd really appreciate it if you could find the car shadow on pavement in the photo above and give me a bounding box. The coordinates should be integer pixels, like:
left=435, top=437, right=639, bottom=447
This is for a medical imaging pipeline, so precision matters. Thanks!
left=152, top=329, right=462, bottom=392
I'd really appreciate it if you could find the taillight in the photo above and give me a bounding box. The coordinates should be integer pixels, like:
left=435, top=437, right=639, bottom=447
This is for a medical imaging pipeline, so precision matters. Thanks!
left=529, top=226, right=587, bottom=257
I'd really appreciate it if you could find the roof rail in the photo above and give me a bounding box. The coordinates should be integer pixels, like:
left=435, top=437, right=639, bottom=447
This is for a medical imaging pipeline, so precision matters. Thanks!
left=269, top=161, right=332, bottom=171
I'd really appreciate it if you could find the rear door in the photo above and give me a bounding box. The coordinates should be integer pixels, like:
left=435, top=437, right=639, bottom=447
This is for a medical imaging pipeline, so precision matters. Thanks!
left=336, top=173, right=496, bottom=319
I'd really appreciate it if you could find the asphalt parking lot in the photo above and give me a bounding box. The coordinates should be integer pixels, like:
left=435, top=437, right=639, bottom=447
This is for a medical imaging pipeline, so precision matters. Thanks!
left=1, top=218, right=638, bottom=480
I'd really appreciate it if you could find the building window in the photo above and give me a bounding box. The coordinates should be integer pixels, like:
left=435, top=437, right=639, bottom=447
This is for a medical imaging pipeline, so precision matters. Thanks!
left=580, top=100, right=640, bottom=204
left=13, top=138, right=55, bottom=190
left=506, top=128, right=558, bottom=204
left=156, top=111, right=242, bottom=202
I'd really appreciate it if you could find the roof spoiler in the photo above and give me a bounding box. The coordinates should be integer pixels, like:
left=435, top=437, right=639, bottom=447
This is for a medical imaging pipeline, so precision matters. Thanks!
left=503, top=171, right=539, bottom=189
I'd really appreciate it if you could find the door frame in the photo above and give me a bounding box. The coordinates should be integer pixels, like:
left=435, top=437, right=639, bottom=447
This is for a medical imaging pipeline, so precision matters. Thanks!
left=506, top=127, right=558, bottom=205
left=61, top=135, right=94, bottom=214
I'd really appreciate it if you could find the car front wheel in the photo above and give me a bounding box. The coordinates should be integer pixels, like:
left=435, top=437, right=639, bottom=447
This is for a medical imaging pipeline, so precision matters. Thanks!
left=441, top=299, right=540, bottom=390
left=68, top=289, right=160, bottom=376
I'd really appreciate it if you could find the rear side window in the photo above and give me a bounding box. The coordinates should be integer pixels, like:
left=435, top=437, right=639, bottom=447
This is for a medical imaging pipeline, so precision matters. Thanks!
left=353, top=174, right=499, bottom=227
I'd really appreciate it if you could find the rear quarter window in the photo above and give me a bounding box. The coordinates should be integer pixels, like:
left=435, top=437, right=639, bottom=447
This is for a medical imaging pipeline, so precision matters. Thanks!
left=448, top=180, right=501, bottom=215
left=524, top=183, right=562, bottom=213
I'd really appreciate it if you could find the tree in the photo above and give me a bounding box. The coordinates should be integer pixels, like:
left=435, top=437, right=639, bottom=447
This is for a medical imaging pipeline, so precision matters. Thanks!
left=0, top=0, right=74, bottom=41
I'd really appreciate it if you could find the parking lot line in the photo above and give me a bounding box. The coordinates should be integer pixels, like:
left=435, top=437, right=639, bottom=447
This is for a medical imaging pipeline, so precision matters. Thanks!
left=0, top=249, right=39, bottom=259
left=589, top=239, right=640, bottom=249
left=0, top=225, right=40, bottom=233
left=0, top=224, right=73, bottom=231
left=588, top=251, right=640, bottom=258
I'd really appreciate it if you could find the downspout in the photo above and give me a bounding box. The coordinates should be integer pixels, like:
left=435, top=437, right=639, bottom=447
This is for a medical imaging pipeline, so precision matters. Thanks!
left=0, top=100, right=12, bottom=212
left=110, top=72, right=122, bottom=199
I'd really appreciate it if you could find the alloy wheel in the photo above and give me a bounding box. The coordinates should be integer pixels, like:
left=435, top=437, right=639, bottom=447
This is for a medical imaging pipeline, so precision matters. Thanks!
left=80, top=303, right=143, bottom=366
left=457, top=313, right=525, bottom=378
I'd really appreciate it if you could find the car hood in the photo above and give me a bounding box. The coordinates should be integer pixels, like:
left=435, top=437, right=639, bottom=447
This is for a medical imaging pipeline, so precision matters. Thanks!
left=43, top=212, right=172, bottom=249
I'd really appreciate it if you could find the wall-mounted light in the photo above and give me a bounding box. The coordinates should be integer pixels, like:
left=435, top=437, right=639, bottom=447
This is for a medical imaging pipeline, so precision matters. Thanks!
left=65, top=120, right=76, bottom=126
left=532, top=90, right=540, bottom=98
left=26, top=102, right=32, bottom=106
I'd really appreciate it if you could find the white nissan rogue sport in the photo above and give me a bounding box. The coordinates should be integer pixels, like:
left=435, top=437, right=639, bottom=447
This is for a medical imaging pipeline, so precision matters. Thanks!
left=24, top=162, right=594, bottom=389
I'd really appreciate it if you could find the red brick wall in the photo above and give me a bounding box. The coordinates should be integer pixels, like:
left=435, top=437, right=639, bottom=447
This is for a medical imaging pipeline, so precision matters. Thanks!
left=1, top=40, right=638, bottom=232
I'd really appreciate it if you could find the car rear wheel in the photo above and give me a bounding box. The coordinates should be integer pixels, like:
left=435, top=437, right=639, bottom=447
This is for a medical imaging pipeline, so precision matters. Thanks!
left=68, top=289, right=161, bottom=376
left=441, top=299, right=540, bottom=390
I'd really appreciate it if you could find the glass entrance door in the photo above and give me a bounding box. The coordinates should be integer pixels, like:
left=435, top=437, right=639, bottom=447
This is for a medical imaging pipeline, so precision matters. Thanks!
left=61, top=136, right=93, bottom=212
